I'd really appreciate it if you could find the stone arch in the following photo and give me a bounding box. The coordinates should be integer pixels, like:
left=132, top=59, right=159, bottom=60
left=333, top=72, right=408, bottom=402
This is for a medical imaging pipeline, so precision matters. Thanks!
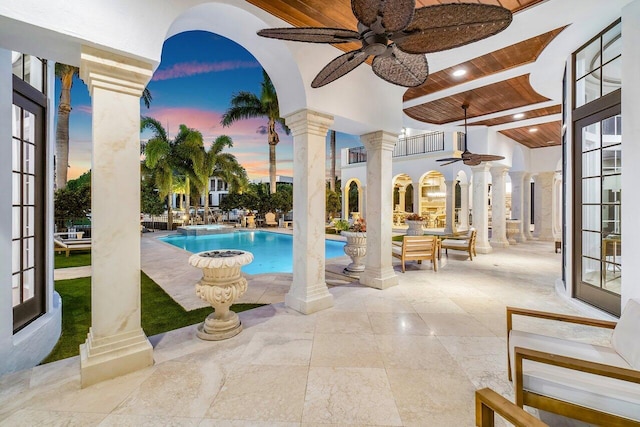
left=164, top=2, right=307, bottom=115
left=342, top=178, right=363, bottom=220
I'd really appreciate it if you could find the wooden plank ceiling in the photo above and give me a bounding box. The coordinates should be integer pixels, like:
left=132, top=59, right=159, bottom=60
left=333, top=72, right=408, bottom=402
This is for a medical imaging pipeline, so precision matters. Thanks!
left=403, top=27, right=565, bottom=101
left=499, top=121, right=562, bottom=148
left=404, top=75, right=550, bottom=124
left=472, top=105, right=561, bottom=127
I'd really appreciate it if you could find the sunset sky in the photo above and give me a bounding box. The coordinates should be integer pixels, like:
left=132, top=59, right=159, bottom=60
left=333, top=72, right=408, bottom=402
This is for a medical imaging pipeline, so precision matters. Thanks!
left=57, top=31, right=361, bottom=182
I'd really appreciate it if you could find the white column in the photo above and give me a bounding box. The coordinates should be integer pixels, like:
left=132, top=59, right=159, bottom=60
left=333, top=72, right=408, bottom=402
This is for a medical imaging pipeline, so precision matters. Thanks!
left=413, top=181, right=421, bottom=216
left=459, top=182, right=470, bottom=230
left=360, top=131, right=398, bottom=289
left=342, top=184, right=348, bottom=220
left=443, top=180, right=457, bottom=235
left=398, top=188, right=407, bottom=212
left=533, top=172, right=555, bottom=241
left=509, top=171, right=527, bottom=242
left=490, top=167, right=509, bottom=248
left=523, top=173, right=533, bottom=240
left=359, top=185, right=366, bottom=218
left=284, top=109, right=334, bottom=314
left=622, top=0, right=640, bottom=305
left=79, top=47, right=153, bottom=387
left=471, top=164, right=492, bottom=254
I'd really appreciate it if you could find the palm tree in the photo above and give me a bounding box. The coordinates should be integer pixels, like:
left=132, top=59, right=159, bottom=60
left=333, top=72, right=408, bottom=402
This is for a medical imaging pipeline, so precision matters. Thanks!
left=330, top=130, right=336, bottom=192
left=55, top=64, right=78, bottom=190
left=55, top=64, right=153, bottom=190
left=221, top=69, right=289, bottom=194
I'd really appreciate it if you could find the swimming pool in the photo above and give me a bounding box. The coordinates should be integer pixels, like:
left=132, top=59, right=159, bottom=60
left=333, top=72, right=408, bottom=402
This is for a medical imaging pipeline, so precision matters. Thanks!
left=161, top=230, right=346, bottom=275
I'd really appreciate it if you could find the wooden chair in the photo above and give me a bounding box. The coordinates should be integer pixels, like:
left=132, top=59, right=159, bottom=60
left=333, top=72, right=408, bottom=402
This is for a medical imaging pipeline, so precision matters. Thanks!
left=475, top=388, right=548, bottom=427
left=441, top=228, right=477, bottom=260
left=507, top=300, right=640, bottom=426
left=391, top=235, right=438, bottom=273
left=264, top=212, right=277, bottom=227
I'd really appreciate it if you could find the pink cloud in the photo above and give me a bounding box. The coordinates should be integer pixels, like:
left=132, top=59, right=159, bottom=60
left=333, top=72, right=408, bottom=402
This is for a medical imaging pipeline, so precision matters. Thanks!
left=75, top=105, right=92, bottom=114
left=152, top=60, right=260, bottom=81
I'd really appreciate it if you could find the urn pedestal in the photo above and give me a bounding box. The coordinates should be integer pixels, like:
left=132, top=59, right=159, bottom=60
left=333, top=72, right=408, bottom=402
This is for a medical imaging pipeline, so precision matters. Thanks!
left=341, top=231, right=366, bottom=277
left=189, top=250, right=253, bottom=340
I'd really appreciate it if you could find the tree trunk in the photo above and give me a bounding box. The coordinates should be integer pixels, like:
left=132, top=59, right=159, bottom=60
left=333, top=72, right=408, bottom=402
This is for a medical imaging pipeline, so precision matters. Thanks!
left=203, top=188, right=209, bottom=225
left=268, top=118, right=279, bottom=194
left=330, top=130, right=336, bottom=192
left=185, top=177, right=191, bottom=224
left=55, top=71, right=74, bottom=190
left=167, top=196, right=174, bottom=231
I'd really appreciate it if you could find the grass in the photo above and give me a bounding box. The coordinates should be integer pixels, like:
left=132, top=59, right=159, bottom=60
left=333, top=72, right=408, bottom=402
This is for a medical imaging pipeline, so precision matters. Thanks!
left=42, top=272, right=263, bottom=364
left=54, top=251, right=92, bottom=269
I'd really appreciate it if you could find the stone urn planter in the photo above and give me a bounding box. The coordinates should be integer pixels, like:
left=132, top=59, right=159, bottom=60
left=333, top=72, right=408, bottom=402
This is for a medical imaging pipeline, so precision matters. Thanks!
left=506, top=219, right=522, bottom=244
left=189, top=250, right=254, bottom=340
left=341, top=231, right=367, bottom=277
left=405, top=219, right=426, bottom=236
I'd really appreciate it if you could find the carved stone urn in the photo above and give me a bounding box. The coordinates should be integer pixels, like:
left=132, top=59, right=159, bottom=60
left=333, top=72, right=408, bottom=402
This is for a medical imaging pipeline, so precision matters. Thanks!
left=341, top=231, right=367, bottom=277
left=189, top=250, right=254, bottom=340
left=405, top=219, right=426, bottom=236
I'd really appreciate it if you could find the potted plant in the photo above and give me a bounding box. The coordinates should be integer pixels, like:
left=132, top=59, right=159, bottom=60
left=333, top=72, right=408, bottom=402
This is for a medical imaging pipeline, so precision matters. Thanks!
left=405, top=213, right=425, bottom=236
left=341, top=218, right=367, bottom=277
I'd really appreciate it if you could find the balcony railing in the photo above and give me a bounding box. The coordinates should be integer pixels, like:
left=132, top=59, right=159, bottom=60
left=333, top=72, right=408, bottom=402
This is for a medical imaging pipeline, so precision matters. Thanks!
left=347, top=132, right=445, bottom=164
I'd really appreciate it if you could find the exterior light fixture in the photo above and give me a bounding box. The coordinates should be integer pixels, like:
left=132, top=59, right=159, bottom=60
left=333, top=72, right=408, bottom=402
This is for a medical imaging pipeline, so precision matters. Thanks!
left=452, top=69, right=467, bottom=77
left=513, top=113, right=525, bottom=119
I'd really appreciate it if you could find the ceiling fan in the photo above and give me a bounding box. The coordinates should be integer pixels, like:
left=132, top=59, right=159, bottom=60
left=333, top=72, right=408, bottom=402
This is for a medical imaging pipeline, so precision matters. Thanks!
left=437, top=104, right=505, bottom=166
left=257, top=0, right=512, bottom=88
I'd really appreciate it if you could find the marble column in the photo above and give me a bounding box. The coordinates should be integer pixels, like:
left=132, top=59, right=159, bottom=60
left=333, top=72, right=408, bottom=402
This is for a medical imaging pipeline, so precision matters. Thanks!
left=413, top=181, right=422, bottom=216
left=79, top=47, right=154, bottom=387
left=444, top=180, right=457, bottom=235
left=509, top=171, right=527, bottom=242
left=359, top=185, right=366, bottom=218
left=398, top=188, right=406, bottom=212
left=533, top=171, right=556, bottom=241
left=459, top=182, right=470, bottom=230
left=284, top=110, right=334, bottom=314
left=360, top=131, right=399, bottom=289
left=471, top=164, right=492, bottom=254
left=523, top=173, right=533, bottom=240
left=490, top=167, right=509, bottom=248
left=342, top=184, right=348, bottom=220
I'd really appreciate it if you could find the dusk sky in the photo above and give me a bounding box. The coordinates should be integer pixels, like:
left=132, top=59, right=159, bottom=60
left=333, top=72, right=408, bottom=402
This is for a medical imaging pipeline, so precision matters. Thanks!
left=57, top=30, right=361, bottom=182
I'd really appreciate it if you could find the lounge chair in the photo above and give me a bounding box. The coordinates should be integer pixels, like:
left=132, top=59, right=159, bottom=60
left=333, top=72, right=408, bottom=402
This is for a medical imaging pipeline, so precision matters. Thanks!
left=392, top=235, right=438, bottom=273
left=441, top=228, right=477, bottom=260
left=54, top=236, right=91, bottom=257
left=264, top=212, right=277, bottom=227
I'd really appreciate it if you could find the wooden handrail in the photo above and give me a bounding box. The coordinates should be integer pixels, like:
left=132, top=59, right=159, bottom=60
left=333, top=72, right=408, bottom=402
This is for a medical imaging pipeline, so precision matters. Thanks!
left=475, top=388, right=548, bottom=427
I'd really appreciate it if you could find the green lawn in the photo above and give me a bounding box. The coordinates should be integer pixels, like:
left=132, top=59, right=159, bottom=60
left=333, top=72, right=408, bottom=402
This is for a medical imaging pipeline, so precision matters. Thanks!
left=54, top=251, right=92, bottom=269
left=42, top=272, right=263, bottom=364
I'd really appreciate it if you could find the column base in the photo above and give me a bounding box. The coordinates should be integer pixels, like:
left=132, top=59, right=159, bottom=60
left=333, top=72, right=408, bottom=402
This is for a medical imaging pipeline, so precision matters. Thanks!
left=285, top=285, right=334, bottom=314
left=360, top=267, right=398, bottom=290
left=490, top=238, right=510, bottom=248
left=80, top=327, right=153, bottom=388
left=475, top=242, right=493, bottom=254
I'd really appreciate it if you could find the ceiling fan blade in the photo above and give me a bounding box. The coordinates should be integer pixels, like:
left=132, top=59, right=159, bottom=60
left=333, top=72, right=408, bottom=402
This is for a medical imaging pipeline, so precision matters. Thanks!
left=380, top=0, right=416, bottom=32
left=311, top=49, right=369, bottom=88
left=463, top=158, right=482, bottom=166
left=439, top=159, right=463, bottom=166
left=351, top=0, right=381, bottom=28
left=474, top=154, right=506, bottom=162
left=436, top=157, right=461, bottom=162
left=257, top=27, right=361, bottom=44
left=393, top=4, right=512, bottom=54
left=371, top=44, right=428, bottom=87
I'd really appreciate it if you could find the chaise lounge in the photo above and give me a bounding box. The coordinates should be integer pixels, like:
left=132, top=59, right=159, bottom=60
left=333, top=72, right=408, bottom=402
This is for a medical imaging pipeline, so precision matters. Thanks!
left=440, top=228, right=477, bottom=260
left=54, top=235, right=92, bottom=257
left=392, top=235, right=438, bottom=273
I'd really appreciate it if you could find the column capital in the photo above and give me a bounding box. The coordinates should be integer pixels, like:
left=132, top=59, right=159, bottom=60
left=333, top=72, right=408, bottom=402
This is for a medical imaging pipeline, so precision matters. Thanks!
left=398, top=188, right=407, bottom=194
left=459, top=182, right=469, bottom=188
left=470, top=163, right=491, bottom=174
left=490, top=166, right=509, bottom=178
left=80, top=46, right=153, bottom=97
left=360, top=130, right=398, bottom=152
left=284, top=109, right=334, bottom=137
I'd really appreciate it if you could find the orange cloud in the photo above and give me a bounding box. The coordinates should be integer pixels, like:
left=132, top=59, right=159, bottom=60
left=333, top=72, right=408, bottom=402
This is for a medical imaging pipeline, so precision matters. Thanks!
left=152, top=60, right=260, bottom=81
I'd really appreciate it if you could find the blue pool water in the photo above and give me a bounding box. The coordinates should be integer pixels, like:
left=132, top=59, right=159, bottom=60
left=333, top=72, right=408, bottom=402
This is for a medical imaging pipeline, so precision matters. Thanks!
left=161, top=230, right=346, bottom=275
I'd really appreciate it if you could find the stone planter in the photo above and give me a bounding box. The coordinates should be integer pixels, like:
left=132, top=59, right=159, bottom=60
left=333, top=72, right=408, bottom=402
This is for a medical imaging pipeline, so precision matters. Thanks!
left=405, top=219, right=425, bottom=236
left=189, top=250, right=254, bottom=340
left=341, top=231, right=367, bottom=277
left=506, top=219, right=522, bottom=244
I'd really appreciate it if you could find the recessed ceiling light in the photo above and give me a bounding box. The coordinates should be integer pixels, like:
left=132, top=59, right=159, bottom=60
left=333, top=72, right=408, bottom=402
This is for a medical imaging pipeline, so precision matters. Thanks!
left=529, top=128, right=538, bottom=133
left=513, top=113, right=525, bottom=119
left=452, top=69, right=467, bottom=77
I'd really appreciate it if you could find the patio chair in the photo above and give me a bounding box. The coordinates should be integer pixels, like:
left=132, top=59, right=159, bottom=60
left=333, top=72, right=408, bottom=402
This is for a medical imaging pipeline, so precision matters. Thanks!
left=391, top=235, right=438, bottom=273
left=475, top=388, right=548, bottom=427
left=264, top=212, right=277, bottom=227
left=54, top=236, right=92, bottom=257
left=441, top=228, right=477, bottom=260
left=507, top=300, right=640, bottom=426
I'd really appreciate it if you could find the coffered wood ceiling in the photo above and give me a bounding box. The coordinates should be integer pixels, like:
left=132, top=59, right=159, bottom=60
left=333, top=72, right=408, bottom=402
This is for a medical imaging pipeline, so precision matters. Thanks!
left=471, top=105, right=562, bottom=126
left=404, top=75, right=550, bottom=124
left=499, top=121, right=562, bottom=148
left=403, top=27, right=565, bottom=101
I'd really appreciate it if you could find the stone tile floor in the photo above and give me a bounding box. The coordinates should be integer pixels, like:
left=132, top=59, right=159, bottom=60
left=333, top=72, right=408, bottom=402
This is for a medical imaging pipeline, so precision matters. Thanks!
left=2, top=236, right=613, bottom=426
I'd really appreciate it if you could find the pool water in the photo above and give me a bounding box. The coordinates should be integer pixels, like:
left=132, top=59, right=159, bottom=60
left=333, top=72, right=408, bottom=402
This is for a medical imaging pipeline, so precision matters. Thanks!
left=161, top=230, right=346, bottom=275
